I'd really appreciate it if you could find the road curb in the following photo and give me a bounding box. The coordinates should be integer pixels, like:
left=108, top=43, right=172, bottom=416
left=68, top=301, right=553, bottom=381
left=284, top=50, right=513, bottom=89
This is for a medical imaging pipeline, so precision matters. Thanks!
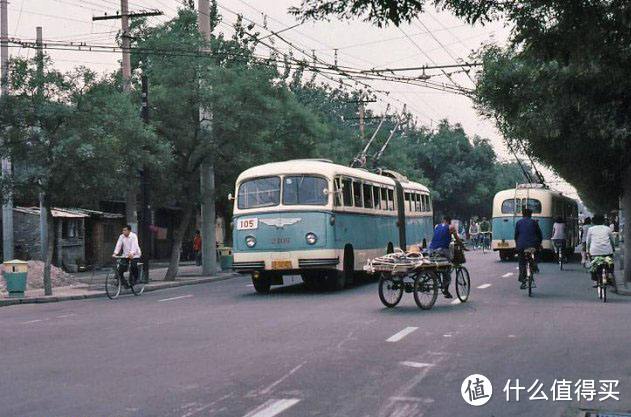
left=0, top=273, right=240, bottom=308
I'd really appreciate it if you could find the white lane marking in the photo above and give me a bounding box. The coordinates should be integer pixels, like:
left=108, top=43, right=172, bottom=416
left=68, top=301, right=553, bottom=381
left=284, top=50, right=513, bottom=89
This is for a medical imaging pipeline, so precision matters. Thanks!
left=243, top=399, right=301, bottom=417
left=477, top=283, right=492, bottom=289
left=246, top=284, right=254, bottom=287
left=56, top=313, right=75, bottom=319
left=502, top=272, right=514, bottom=278
left=158, top=294, right=193, bottom=302
left=515, top=267, right=520, bottom=270
left=450, top=299, right=461, bottom=305
left=390, top=396, right=434, bottom=403
left=443, top=334, right=453, bottom=338
left=259, top=362, right=306, bottom=395
left=22, top=319, right=45, bottom=324
left=400, top=361, right=434, bottom=369
left=386, top=327, right=418, bottom=342
left=508, top=334, right=516, bottom=338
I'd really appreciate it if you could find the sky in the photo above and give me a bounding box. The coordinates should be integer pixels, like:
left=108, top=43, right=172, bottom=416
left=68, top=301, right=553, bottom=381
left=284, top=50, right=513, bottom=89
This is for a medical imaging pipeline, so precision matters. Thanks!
left=3, top=0, right=578, bottom=197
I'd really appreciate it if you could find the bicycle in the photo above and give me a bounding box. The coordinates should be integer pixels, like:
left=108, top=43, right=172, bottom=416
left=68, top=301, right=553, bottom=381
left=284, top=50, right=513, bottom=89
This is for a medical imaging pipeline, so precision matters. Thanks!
left=553, top=240, right=565, bottom=270
left=105, top=256, right=145, bottom=299
left=480, top=232, right=491, bottom=254
left=426, top=253, right=471, bottom=303
left=523, top=248, right=538, bottom=297
left=591, top=255, right=615, bottom=303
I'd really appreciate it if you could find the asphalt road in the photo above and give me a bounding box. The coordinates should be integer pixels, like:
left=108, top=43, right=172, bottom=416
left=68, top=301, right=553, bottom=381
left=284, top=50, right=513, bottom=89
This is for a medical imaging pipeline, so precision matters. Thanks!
left=1, top=251, right=630, bottom=417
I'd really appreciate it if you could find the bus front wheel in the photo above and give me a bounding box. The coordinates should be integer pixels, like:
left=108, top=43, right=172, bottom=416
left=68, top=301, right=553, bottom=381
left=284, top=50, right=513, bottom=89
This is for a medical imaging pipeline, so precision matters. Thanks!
left=252, top=273, right=271, bottom=294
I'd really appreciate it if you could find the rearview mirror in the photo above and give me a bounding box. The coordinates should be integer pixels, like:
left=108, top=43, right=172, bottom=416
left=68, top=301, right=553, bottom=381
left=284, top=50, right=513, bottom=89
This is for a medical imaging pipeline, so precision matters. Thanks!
left=228, top=193, right=235, bottom=201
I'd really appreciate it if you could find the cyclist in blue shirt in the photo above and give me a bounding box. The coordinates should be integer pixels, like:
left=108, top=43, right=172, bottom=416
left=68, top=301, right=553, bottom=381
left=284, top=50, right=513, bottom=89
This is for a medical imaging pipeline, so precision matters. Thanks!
left=514, top=208, right=543, bottom=289
left=429, top=216, right=461, bottom=298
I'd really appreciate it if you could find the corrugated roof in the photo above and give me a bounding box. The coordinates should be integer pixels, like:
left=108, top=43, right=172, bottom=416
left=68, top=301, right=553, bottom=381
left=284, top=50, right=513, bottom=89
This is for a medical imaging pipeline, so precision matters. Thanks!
left=14, top=207, right=89, bottom=218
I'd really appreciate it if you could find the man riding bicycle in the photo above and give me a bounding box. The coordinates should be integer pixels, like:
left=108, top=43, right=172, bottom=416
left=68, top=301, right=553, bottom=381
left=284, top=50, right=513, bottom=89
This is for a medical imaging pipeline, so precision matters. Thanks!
left=479, top=217, right=492, bottom=248
left=586, top=214, right=617, bottom=292
left=429, top=216, right=462, bottom=299
left=515, top=208, right=543, bottom=289
left=112, top=224, right=142, bottom=287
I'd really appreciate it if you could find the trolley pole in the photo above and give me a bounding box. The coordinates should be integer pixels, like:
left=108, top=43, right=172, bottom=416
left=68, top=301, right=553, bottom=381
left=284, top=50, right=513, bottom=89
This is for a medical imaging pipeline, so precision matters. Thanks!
left=140, top=74, right=150, bottom=282
left=198, top=0, right=217, bottom=275
left=1, top=0, right=13, bottom=261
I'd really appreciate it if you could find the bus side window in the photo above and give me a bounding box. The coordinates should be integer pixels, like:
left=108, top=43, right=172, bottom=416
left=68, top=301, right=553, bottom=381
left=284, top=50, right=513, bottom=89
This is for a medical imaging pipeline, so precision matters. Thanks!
left=423, top=194, right=428, bottom=212
left=427, top=195, right=432, bottom=212
left=373, top=185, right=381, bottom=209
left=353, top=181, right=363, bottom=207
left=342, top=178, right=353, bottom=206
left=380, top=187, right=388, bottom=210
left=363, top=183, right=373, bottom=209
left=416, top=194, right=421, bottom=212
left=388, top=189, right=395, bottom=211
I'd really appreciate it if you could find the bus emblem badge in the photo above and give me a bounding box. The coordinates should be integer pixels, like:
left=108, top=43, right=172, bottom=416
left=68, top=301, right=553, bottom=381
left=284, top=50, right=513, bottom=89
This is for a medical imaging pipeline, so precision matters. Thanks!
left=260, top=218, right=302, bottom=228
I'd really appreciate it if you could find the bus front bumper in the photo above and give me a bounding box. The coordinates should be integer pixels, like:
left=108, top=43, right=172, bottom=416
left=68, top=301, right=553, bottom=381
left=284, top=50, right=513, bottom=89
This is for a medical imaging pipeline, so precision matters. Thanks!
left=232, top=249, right=340, bottom=273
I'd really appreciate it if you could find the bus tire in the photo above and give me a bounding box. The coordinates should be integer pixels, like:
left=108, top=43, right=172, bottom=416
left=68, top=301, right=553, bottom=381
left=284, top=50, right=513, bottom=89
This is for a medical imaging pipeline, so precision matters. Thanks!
left=252, top=273, right=271, bottom=294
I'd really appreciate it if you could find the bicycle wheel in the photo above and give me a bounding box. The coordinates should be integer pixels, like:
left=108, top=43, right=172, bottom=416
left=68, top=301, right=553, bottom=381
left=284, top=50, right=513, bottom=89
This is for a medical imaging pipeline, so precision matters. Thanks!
left=601, top=273, right=607, bottom=303
left=413, top=271, right=439, bottom=310
left=455, top=267, right=470, bottom=302
left=378, top=273, right=403, bottom=308
left=527, top=261, right=533, bottom=297
left=105, top=270, right=121, bottom=300
left=130, top=264, right=145, bottom=296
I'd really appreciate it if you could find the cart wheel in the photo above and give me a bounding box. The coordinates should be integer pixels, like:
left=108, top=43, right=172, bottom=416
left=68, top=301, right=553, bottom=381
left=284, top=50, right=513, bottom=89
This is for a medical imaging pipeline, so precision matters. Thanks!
left=413, top=271, right=439, bottom=310
left=378, top=273, right=403, bottom=308
left=455, top=266, right=470, bottom=302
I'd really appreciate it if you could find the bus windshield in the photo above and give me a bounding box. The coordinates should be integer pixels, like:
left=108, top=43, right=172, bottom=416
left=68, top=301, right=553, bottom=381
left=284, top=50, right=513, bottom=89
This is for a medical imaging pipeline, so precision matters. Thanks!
left=237, top=176, right=281, bottom=209
left=283, top=175, right=328, bottom=205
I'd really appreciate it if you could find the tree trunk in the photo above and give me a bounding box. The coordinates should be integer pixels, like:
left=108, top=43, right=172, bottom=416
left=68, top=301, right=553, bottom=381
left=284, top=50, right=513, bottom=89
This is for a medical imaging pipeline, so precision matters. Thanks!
left=44, top=211, right=54, bottom=295
left=623, top=167, right=631, bottom=286
left=164, top=204, right=194, bottom=281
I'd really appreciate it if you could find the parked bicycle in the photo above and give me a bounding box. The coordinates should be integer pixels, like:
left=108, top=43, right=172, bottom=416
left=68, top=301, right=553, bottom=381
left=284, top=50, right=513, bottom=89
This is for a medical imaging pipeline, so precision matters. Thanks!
left=106, top=256, right=146, bottom=299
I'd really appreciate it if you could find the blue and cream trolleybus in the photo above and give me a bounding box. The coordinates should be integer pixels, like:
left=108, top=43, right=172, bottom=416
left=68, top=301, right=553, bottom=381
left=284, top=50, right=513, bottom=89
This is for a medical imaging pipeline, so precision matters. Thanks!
left=491, top=184, right=579, bottom=261
left=231, top=159, right=434, bottom=293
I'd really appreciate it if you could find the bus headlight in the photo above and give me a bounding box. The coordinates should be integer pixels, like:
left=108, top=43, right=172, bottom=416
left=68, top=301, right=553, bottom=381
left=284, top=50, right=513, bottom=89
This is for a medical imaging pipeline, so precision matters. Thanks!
left=305, top=232, right=318, bottom=245
left=245, top=235, right=257, bottom=248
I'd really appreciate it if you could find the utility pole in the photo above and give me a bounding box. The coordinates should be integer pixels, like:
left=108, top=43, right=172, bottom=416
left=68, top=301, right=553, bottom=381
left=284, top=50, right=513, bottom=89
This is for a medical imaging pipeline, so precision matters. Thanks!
left=35, top=26, right=52, bottom=295
left=198, top=0, right=217, bottom=275
left=139, top=74, right=150, bottom=282
left=1, top=0, right=13, bottom=261
left=92, top=3, right=162, bottom=234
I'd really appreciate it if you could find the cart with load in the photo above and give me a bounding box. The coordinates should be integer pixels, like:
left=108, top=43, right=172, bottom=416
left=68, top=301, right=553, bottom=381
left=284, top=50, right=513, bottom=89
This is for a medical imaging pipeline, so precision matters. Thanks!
left=364, top=245, right=470, bottom=310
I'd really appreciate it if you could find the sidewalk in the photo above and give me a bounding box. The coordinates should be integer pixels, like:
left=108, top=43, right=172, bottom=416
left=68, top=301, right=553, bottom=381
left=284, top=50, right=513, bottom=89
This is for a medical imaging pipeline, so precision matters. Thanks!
left=0, top=264, right=240, bottom=307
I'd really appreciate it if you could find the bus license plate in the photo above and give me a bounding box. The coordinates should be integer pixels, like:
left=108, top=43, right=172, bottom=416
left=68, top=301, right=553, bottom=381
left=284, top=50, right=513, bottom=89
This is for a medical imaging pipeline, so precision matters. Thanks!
left=498, top=242, right=509, bottom=248
left=272, top=260, right=292, bottom=270
left=237, top=218, right=258, bottom=230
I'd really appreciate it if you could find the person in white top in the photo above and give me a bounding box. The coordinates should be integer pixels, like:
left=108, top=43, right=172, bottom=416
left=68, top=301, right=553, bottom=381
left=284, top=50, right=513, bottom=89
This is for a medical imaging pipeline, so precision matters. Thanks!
left=586, top=215, right=616, bottom=290
left=580, top=217, right=591, bottom=266
left=551, top=217, right=566, bottom=259
left=468, top=220, right=479, bottom=246
left=113, top=225, right=142, bottom=286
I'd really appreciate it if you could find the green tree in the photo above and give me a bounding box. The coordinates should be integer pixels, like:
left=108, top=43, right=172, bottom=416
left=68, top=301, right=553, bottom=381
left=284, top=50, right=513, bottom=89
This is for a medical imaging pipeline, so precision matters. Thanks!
left=0, top=56, right=156, bottom=293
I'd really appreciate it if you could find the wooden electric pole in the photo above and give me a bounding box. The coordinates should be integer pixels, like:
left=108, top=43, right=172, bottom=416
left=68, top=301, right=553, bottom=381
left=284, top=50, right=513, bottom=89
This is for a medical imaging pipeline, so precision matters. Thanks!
left=1, top=0, right=13, bottom=261
left=140, top=74, right=151, bottom=282
left=198, top=0, right=217, bottom=275
left=92, top=3, right=162, bottom=235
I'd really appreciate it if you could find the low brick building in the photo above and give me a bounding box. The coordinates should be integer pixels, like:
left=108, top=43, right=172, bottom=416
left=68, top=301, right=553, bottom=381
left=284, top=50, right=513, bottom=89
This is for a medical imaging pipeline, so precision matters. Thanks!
left=13, top=207, right=88, bottom=272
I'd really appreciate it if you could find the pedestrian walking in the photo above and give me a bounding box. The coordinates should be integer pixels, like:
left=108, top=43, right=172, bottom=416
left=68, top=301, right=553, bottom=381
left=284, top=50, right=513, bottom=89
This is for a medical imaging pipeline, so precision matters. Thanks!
left=193, top=230, right=202, bottom=266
